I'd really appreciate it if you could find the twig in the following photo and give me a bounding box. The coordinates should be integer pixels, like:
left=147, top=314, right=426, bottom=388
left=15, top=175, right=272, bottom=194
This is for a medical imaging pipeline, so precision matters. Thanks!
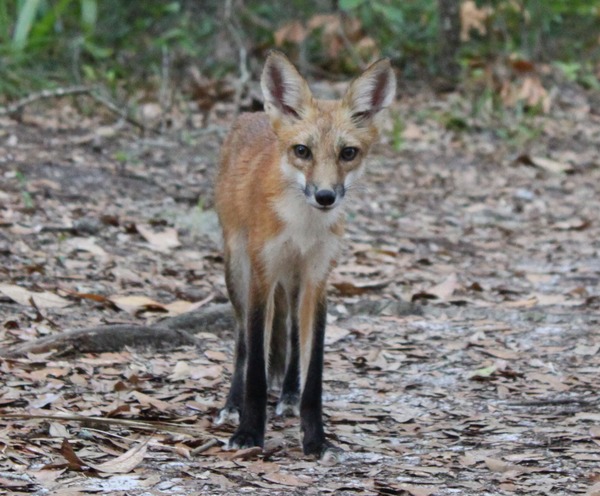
left=508, top=397, right=600, bottom=407
left=87, top=91, right=149, bottom=134
left=0, top=85, right=153, bottom=134
left=0, top=86, right=91, bottom=116
left=240, top=5, right=273, bottom=30
left=191, top=438, right=221, bottom=456
left=224, top=0, right=250, bottom=114
left=337, top=13, right=367, bottom=71
left=159, top=45, right=171, bottom=134
left=1, top=412, right=208, bottom=437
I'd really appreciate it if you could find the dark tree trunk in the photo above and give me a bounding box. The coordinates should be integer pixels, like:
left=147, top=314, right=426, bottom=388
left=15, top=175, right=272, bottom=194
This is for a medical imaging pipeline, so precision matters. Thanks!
left=437, top=0, right=462, bottom=90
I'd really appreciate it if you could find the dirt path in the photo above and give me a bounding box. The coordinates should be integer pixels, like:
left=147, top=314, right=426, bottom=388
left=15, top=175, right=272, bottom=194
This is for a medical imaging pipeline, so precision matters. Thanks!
left=1, top=84, right=599, bottom=495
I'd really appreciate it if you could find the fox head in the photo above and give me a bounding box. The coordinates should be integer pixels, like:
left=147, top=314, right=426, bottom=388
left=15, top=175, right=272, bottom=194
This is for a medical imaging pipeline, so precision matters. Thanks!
left=261, top=51, right=396, bottom=211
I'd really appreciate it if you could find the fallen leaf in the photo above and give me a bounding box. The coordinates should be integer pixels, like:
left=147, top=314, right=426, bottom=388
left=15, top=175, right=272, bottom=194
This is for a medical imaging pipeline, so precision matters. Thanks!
left=274, top=20, right=307, bottom=46
left=573, top=343, right=600, bottom=356
left=65, top=237, right=108, bottom=258
left=325, top=325, right=350, bottom=345
left=137, top=224, right=180, bottom=252
left=262, top=472, right=309, bottom=487
left=398, top=484, right=438, bottom=496
left=132, top=391, right=174, bottom=412
left=87, top=440, right=148, bottom=474
left=59, top=439, right=88, bottom=471
left=528, top=156, right=573, bottom=174
left=0, top=284, right=70, bottom=309
left=460, top=0, right=492, bottom=41
left=109, top=295, right=167, bottom=314
left=331, top=278, right=391, bottom=296
left=427, top=273, right=458, bottom=301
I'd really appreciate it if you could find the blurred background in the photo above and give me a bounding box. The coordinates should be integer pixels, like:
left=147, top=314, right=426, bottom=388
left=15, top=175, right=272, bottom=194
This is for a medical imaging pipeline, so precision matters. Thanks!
left=1, top=0, right=598, bottom=110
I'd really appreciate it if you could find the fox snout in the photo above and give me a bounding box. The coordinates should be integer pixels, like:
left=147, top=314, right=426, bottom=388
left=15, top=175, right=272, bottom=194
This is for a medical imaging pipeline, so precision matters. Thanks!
left=304, top=184, right=345, bottom=210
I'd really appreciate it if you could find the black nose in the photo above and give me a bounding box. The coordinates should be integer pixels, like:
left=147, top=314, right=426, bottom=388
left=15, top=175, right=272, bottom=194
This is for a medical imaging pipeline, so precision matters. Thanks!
left=315, top=189, right=336, bottom=207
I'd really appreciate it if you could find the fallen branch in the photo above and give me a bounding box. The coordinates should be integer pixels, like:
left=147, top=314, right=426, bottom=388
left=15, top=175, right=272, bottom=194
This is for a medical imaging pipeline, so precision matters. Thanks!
left=0, top=86, right=91, bottom=116
left=0, top=85, right=151, bottom=134
left=0, top=299, right=423, bottom=358
left=86, top=91, right=150, bottom=133
left=1, top=412, right=211, bottom=437
left=0, top=303, right=235, bottom=358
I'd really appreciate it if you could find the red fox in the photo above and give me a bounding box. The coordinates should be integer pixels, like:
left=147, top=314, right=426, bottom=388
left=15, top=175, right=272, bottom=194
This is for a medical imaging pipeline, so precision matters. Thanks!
left=215, top=51, right=396, bottom=458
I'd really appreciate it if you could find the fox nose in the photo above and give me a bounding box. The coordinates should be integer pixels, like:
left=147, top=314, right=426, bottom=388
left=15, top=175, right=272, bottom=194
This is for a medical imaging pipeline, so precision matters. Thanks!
left=314, top=189, right=336, bottom=207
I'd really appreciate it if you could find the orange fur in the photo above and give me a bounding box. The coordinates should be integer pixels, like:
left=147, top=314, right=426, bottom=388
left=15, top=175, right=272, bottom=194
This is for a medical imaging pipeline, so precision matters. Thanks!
left=215, top=51, right=396, bottom=456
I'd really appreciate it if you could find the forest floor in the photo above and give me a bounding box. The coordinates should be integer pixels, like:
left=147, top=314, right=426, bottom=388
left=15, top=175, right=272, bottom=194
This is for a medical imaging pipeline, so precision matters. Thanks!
left=1, top=75, right=599, bottom=496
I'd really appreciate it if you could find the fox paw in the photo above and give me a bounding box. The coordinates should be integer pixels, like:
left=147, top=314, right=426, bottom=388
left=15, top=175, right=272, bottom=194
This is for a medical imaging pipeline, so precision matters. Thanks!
left=275, top=394, right=300, bottom=417
left=229, top=428, right=264, bottom=450
left=303, top=438, right=341, bottom=463
left=214, top=406, right=240, bottom=425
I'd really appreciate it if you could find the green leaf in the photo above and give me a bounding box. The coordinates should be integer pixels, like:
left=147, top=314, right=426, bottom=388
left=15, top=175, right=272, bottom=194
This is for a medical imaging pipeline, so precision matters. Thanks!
left=469, top=365, right=497, bottom=379
left=372, top=3, right=404, bottom=24
left=81, top=0, right=98, bottom=31
left=12, top=0, right=42, bottom=50
left=339, top=0, right=366, bottom=11
left=0, top=0, right=10, bottom=42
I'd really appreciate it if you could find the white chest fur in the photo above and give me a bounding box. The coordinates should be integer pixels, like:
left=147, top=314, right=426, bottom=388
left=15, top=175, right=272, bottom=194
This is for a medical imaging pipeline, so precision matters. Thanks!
left=262, top=191, right=343, bottom=285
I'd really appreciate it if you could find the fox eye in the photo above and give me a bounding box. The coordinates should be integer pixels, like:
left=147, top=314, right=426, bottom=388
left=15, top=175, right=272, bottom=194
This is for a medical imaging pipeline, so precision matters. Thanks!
left=340, top=147, right=359, bottom=162
left=293, top=144, right=312, bottom=160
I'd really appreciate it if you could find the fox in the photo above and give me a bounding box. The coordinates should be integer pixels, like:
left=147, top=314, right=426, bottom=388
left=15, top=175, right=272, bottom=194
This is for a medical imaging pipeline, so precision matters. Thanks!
left=214, top=50, right=396, bottom=458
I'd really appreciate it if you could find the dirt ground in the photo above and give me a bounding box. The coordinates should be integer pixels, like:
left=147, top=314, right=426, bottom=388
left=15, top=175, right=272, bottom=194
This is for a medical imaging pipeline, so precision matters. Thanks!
left=1, top=77, right=599, bottom=496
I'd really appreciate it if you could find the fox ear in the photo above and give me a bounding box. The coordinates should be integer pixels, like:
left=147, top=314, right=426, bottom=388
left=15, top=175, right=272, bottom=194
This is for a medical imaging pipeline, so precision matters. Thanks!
left=261, top=51, right=312, bottom=122
left=343, top=59, right=396, bottom=125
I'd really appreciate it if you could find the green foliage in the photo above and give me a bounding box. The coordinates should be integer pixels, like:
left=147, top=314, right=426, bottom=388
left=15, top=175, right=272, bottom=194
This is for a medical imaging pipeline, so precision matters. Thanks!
left=390, top=113, right=405, bottom=152
left=0, top=0, right=597, bottom=99
left=15, top=170, right=34, bottom=209
left=0, top=0, right=222, bottom=97
left=464, top=0, right=599, bottom=62
left=339, top=0, right=438, bottom=75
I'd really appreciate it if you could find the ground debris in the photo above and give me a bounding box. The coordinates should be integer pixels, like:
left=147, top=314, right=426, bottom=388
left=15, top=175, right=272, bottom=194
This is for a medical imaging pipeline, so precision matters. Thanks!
left=1, top=81, right=599, bottom=495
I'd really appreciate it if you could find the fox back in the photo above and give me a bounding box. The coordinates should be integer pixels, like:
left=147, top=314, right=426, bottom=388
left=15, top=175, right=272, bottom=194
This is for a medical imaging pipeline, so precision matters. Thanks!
left=215, top=51, right=396, bottom=458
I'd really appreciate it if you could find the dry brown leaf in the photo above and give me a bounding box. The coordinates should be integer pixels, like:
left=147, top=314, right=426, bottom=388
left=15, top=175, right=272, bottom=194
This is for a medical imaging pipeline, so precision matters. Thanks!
left=398, top=485, right=438, bottom=496
left=59, top=439, right=87, bottom=471
left=164, top=300, right=196, bottom=315
left=324, top=324, right=350, bottom=345
left=262, top=472, right=309, bottom=487
left=65, top=237, right=107, bottom=258
left=586, top=482, right=600, bottom=496
left=87, top=440, right=148, bottom=474
left=484, top=457, right=522, bottom=474
left=228, top=446, right=262, bottom=460
left=136, top=224, right=180, bottom=252
left=460, top=0, right=493, bottom=41
left=528, top=156, right=573, bottom=174
left=427, top=273, right=458, bottom=300
left=573, top=343, right=600, bottom=356
left=274, top=20, right=307, bottom=46
left=132, top=391, right=174, bottom=412
left=480, top=347, right=519, bottom=360
left=331, top=278, right=391, bottom=296
left=109, top=295, right=167, bottom=314
left=169, top=361, right=192, bottom=381
left=0, top=284, right=70, bottom=309
left=553, top=218, right=591, bottom=231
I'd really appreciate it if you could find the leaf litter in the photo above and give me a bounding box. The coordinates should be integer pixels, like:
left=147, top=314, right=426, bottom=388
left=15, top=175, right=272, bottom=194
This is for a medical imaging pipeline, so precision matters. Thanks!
left=0, top=76, right=599, bottom=495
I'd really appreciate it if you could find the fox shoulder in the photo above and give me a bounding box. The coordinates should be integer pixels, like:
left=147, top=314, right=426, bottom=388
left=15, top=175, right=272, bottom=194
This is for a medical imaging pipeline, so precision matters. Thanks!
left=219, top=113, right=276, bottom=172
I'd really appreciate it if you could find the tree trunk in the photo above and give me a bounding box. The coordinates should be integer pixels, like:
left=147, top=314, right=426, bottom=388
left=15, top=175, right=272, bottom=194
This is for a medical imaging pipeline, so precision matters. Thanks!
left=437, top=0, right=462, bottom=89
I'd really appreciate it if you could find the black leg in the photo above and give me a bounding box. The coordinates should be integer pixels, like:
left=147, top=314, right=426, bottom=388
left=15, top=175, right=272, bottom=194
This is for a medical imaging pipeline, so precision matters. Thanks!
left=277, top=313, right=300, bottom=415
left=216, top=255, right=246, bottom=424
left=229, top=299, right=267, bottom=449
left=300, top=296, right=329, bottom=456
left=269, top=285, right=288, bottom=387
left=216, top=323, right=246, bottom=423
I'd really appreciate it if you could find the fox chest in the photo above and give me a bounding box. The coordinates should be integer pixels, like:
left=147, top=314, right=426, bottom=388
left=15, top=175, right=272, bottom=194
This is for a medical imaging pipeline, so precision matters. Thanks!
left=261, top=199, right=342, bottom=285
